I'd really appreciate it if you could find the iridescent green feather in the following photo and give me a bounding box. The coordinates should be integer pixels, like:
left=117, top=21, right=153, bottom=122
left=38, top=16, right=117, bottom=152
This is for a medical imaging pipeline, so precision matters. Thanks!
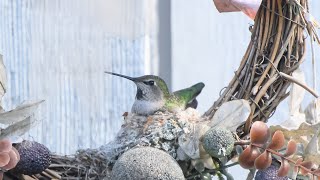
left=165, top=82, right=205, bottom=111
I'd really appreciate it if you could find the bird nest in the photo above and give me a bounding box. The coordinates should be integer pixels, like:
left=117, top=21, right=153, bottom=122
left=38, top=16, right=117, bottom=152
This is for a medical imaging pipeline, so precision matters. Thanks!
left=5, top=0, right=319, bottom=179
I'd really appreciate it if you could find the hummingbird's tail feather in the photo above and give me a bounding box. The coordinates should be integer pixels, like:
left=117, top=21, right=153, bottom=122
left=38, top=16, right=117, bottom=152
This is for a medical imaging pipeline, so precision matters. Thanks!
left=104, top=71, right=136, bottom=81
left=172, top=82, right=205, bottom=109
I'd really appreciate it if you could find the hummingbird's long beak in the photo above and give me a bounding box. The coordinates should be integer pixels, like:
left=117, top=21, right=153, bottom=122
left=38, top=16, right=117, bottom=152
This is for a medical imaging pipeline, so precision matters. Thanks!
left=105, top=71, right=136, bottom=81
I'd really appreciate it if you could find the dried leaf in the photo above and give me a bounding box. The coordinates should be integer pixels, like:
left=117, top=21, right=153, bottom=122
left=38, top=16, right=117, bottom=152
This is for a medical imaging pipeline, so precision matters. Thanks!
left=0, top=55, right=7, bottom=102
left=283, top=140, right=297, bottom=157
left=199, top=144, right=215, bottom=169
left=304, top=128, right=320, bottom=156
left=2, top=149, right=19, bottom=170
left=209, top=99, right=251, bottom=132
left=0, top=100, right=44, bottom=125
left=289, top=68, right=306, bottom=116
left=176, top=147, right=189, bottom=161
left=269, top=124, right=317, bottom=150
left=0, top=152, right=10, bottom=167
left=178, top=123, right=210, bottom=159
left=0, top=139, right=12, bottom=153
left=305, top=99, right=320, bottom=125
left=235, top=145, right=243, bottom=155
left=281, top=69, right=307, bottom=130
left=191, top=159, right=205, bottom=173
left=0, top=116, right=38, bottom=140
left=278, top=159, right=290, bottom=177
left=250, top=121, right=270, bottom=145
left=286, top=162, right=297, bottom=180
left=294, top=158, right=303, bottom=168
left=300, top=161, right=313, bottom=175
left=239, top=145, right=261, bottom=169
left=247, top=168, right=256, bottom=180
left=268, top=131, right=285, bottom=150
left=11, top=147, right=20, bottom=161
left=312, top=169, right=320, bottom=176
left=254, top=151, right=272, bottom=169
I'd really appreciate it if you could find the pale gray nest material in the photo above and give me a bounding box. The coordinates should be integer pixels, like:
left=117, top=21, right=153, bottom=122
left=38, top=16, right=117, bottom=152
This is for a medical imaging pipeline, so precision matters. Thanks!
left=101, top=108, right=204, bottom=166
left=48, top=109, right=205, bottom=179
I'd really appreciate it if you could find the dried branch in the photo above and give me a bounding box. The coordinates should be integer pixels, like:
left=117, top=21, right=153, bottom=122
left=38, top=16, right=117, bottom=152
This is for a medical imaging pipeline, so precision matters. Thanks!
left=279, top=72, right=319, bottom=98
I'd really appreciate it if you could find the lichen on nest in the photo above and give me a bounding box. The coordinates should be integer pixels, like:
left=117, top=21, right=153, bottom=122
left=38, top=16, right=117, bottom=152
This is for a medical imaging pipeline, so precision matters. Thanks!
left=46, top=109, right=206, bottom=179
left=102, top=108, right=204, bottom=165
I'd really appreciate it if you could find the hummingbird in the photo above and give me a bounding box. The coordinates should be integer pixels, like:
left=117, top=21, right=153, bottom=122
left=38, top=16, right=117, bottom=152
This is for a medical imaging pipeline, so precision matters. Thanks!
left=105, top=72, right=205, bottom=116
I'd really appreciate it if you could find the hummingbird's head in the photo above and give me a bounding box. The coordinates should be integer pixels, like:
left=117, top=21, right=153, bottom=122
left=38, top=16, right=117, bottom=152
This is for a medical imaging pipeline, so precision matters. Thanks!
left=105, top=72, right=170, bottom=102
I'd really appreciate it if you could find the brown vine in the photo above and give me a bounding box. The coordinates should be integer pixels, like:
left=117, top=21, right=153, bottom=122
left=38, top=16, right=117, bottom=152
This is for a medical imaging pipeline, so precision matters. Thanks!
left=204, top=0, right=310, bottom=136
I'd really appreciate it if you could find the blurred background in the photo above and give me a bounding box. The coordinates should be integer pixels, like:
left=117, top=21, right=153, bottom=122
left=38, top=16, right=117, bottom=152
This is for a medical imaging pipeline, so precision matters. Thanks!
left=0, top=0, right=319, bottom=177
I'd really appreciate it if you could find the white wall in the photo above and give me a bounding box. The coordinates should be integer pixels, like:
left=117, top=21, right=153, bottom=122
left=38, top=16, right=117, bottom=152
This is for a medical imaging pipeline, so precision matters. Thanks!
left=0, top=0, right=159, bottom=154
left=172, top=0, right=252, bottom=112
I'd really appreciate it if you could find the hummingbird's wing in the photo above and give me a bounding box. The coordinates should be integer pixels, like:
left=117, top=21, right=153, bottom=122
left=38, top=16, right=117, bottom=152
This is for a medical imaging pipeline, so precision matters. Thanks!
left=173, top=82, right=205, bottom=109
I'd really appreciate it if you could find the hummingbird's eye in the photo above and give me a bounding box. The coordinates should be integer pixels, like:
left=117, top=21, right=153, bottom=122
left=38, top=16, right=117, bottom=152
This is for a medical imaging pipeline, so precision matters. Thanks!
left=144, top=80, right=155, bottom=86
